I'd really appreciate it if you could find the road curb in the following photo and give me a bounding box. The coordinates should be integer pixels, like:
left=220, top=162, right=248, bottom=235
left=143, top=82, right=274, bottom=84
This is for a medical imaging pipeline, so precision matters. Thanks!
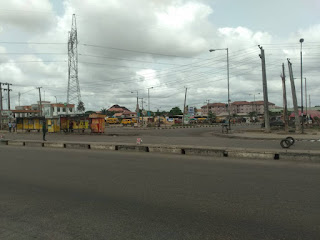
left=4, top=140, right=320, bottom=162
left=212, top=132, right=320, bottom=142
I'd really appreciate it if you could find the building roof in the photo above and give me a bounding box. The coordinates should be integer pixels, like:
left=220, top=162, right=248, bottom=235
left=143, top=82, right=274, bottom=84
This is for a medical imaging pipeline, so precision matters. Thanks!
left=51, top=103, right=75, bottom=107
left=232, top=101, right=251, bottom=105
left=201, top=103, right=226, bottom=108
left=290, top=110, right=320, bottom=118
left=114, top=112, right=123, bottom=117
left=253, top=101, right=275, bottom=105
left=108, top=104, right=131, bottom=112
left=12, top=110, right=40, bottom=113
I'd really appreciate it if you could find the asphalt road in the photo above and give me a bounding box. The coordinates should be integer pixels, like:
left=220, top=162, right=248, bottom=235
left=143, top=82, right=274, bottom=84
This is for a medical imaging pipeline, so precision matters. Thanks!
left=1, top=146, right=319, bottom=239
left=3, top=125, right=320, bottom=150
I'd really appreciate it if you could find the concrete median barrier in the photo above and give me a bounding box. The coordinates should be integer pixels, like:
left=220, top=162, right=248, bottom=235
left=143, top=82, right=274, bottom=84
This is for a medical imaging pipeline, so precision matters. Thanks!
left=65, top=143, right=90, bottom=149
left=184, top=147, right=226, bottom=157
left=44, top=142, right=64, bottom=148
left=8, top=140, right=25, bottom=146
left=25, top=141, right=44, bottom=147
left=148, top=145, right=182, bottom=154
left=90, top=144, right=117, bottom=151
left=227, top=149, right=276, bottom=160
left=117, top=144, right=149, bottom=152
left=279, top=150, right=320, bottom=162
left=3, top=139, right=320, bottom=163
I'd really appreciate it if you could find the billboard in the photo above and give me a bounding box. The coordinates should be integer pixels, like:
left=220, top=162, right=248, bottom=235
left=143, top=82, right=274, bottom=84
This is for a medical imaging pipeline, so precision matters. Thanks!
left=188, top=107, right=194, bottom=115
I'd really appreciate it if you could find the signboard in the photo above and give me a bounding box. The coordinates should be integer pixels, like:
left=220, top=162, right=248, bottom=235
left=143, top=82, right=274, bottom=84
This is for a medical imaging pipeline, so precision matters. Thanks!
left=188, top=107, right=194, bottom=114
left=2, top=110, right=13, bottom=118
left=43, top=105, right=53, bottom=118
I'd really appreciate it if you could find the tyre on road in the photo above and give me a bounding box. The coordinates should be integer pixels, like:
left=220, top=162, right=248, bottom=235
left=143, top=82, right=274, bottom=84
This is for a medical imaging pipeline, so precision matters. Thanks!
left=286, top=136, right=295, bottom=145
left=280, top=139, right=291, bottom=148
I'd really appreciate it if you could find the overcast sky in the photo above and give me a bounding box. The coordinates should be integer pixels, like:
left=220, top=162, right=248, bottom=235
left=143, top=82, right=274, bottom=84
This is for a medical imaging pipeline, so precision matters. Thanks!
left=0, top=0, right=319, bottom=112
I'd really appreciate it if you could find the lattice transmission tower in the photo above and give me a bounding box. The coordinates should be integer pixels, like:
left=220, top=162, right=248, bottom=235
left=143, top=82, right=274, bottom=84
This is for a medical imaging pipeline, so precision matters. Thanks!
left=67, top=14, right=81, bottom=108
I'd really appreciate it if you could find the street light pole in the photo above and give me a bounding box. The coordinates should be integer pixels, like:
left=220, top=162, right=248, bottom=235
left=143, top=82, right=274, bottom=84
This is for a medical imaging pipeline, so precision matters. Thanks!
left=147, top=87, right=153, bottom=113
left=131, top=91, right=139, bottom=125
left=300, top=38, right=304, bottom=133
left=305, top=77, right=307, bottom=122
left=54, top=96, right=57, bottom=103
left=209, top=48, right=231, bottom=130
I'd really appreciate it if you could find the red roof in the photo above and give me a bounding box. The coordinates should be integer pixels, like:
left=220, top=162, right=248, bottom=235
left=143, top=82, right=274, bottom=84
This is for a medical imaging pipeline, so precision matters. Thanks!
left=232, top=101, right=251, bottom=105
left=253, top=101, right=275, bottom=105
left=290, top=110, right=320, bottom=118
left=201, top=103, right=226, bottom=108
left=12, top=110, right=40, bottom=113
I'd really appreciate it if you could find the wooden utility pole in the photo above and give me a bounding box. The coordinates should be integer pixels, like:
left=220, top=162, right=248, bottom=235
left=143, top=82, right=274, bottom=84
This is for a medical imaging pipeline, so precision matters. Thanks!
left=37, top=87, right=42, bottom=117
left=281, top=63, right=289, bottom=132
left=182, top=87, right=188, bottom=125
left=258, top=45, right=270, bottom=132
left=287, top=59, right=300, bottom=132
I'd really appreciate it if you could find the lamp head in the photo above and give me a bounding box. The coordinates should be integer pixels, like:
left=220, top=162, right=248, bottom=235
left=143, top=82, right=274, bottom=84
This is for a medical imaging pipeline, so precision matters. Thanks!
left=299, top=38, right=304, bottom=43
left=209, top=49, right=215, bottom=52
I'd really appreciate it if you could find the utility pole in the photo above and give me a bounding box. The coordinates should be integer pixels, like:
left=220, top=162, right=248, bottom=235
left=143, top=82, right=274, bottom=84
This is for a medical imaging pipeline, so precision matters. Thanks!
left=258, top=45, right=270, bottom=132
left=182, top=87, right=188, bottom=126
left=18, top=92, right=21, bottom=106
left=3, top=83, right=12, bottom=110
left=139, top=98, right=144, bottom=126
left=206, top=99, right=210, bottom=116
left=147, top=87, right=153, bottom=113
left=305, top=77, right=307, bottom=121
left=0, top=83, right=3, bottom=130
left=300, top=38, right=304, bottom=133
left=287, top=59, right=300, bottom=132
left=37, top=87, right=42, bottom=117
left=281, top=63, right=289, bottom=132
left=309, top=95, right=311, bottom=109
left=131, top=91, right=139, bottom=125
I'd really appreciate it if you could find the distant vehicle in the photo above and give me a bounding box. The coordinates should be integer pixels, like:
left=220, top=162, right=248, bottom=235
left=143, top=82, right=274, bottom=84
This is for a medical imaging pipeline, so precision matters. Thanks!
left=106, top=118, right=119, bottom=124
left=121, top=119, right=133, bottom=126
left=261, top=120, right=284, bottom=128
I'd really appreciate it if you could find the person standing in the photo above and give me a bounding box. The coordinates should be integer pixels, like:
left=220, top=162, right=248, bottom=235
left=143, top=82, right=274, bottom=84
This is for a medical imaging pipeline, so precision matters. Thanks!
left=8, top=122, right=12, bottom=132
left=69, top=121, right=73, bottom=133
left=12, top=122, right=16, bottom=132
left=42, top=120, right=47, bottom=141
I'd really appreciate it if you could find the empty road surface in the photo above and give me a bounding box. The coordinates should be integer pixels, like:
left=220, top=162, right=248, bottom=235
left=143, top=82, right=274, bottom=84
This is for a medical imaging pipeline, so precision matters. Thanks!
left=1, top=146, right=319, bottom=239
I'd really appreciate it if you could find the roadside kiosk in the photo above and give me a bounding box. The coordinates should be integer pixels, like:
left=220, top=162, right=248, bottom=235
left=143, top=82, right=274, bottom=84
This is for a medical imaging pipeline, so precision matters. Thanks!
left=89, top=114, right=106, bottom=133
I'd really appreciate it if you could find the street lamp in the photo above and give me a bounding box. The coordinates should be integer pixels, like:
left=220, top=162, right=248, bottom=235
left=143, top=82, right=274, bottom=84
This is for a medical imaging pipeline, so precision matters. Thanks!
left=209, top=48, right=230, bottom=130
left=147, top=87, right=153, bottom=113
left=300, top=38, right=304, bottom=133
left=131, top=90, right=139, bottom=124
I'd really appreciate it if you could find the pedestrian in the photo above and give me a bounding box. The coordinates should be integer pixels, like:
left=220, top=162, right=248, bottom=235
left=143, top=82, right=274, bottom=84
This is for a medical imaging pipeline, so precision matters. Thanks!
left=12, top=122, right=16, bottom=132
left=42, top=120, right=47, bottom=141
left=8, top=122, right=12, bottom=132
left=69, top=121, right=73, bottom=133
